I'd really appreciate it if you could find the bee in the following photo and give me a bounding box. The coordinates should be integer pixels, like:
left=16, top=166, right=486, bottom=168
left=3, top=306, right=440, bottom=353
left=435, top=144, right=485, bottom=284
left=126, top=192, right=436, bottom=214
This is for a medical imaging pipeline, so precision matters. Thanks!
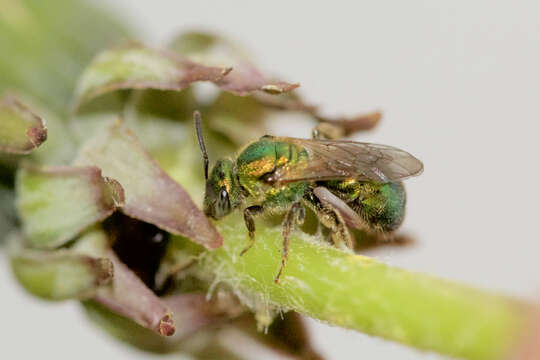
left=194, top=111, right=423, bottom=283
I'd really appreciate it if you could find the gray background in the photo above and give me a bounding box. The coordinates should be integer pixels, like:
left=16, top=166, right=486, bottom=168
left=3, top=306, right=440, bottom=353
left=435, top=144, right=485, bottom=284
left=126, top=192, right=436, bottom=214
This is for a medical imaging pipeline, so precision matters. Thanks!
left=2, top=1, right=540, bottom=359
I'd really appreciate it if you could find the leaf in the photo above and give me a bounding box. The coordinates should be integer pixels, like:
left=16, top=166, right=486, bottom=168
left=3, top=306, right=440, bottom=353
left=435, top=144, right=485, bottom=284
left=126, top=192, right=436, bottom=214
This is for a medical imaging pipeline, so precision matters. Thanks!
left=72, top=44, right=232, bottom=108
left=204, top=93, right=270, bottom=146
left=0, top=94, right=47, bottom=154
left=3, top=92, right=77, bottom=165
left=72, top=228, right=174, bottom=336
left=10, top=249, right=113, bottom=300
left=255, top=92, right=381, bottom=136
left=0, top=0, right=132, bottom=112
left=69, top=92, right=129, bottom=148
left=122, top=90, right=198, bottom=178
left=163, top=293, right=244, bottom=338
left=96, top=249, right=176, bottom=336
left=82, top=300, right=174, bottom=352
left=123, top=90, right=250, bottom=203
left=16, top=164, right=125, bottom=248
left=82, top=295, right=241, bottom=354
left=170, top=31, right=299, bottom=95
left=27, top=98, right=77, bottom=165
left=74, top=122, right=222, bottom=249
left=170, top=31, right=377, bottom=140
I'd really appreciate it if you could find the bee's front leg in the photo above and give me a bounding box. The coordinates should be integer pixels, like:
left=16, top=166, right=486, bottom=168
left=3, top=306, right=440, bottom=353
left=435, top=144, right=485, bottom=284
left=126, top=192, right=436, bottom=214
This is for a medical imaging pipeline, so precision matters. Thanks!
left=240, top=205, right=264, bottom=256
left=275, top=202, right=305, bottom=283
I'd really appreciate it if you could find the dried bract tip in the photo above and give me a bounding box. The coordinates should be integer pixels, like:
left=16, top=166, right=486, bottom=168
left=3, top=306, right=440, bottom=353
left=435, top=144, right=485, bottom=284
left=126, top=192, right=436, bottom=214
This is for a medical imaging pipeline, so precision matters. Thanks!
left=159, top=314, right=175, bottom=336
left=94, top=258, right=114, bottom=286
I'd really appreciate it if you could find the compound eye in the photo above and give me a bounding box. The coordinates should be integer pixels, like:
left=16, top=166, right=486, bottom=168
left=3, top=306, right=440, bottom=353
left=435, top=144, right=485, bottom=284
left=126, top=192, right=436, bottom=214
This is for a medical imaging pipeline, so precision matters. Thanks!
left=219, top=188, right=230, bottom=213
left=220, top=189, right=228, bottom=202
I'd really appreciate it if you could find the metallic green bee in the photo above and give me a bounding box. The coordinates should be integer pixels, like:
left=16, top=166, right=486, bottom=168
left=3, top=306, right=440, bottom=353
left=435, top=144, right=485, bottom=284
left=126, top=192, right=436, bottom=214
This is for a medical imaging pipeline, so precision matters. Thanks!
left=195, top=111, right=423, bottom=283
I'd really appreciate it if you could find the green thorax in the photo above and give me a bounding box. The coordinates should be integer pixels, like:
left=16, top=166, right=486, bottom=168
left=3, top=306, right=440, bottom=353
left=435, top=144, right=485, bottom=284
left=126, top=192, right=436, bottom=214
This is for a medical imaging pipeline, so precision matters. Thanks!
left=236, top=136, right=308, bottom=198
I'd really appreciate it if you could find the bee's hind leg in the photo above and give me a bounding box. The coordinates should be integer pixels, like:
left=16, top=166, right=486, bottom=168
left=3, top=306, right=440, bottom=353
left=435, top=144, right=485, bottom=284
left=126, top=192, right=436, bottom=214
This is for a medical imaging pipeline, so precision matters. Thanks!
left=323, top=203, right=353, bottom=250
left=275, top=202, right=305, bottom=283
left=302, top=193, right=353, bottom=251
left=240, top=205, right=264, bottom=256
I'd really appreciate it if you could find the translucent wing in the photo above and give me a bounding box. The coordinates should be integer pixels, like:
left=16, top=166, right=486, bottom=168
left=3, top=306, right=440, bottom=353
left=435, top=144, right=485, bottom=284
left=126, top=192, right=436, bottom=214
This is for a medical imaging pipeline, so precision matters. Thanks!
left=269, top=137, right=423, bottom=184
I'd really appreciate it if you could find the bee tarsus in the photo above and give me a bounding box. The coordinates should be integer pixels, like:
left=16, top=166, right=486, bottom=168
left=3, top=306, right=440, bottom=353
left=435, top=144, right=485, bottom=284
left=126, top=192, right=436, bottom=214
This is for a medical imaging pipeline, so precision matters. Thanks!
left=275, top=202, right=304, bottom=283
left=240, top=205, right=264, bottom=256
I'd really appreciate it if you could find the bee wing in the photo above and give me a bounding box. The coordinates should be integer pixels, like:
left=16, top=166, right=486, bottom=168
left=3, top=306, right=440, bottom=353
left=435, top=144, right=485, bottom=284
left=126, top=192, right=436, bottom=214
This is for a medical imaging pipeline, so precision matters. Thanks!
left=313, top=187, right=366, bottom=230
left=271, top=137, right=423, bottom=184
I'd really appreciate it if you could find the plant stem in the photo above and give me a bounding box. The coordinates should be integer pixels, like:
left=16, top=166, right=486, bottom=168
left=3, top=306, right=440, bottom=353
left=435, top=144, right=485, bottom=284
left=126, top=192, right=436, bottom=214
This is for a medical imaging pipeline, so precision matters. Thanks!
left=189, top=214, right=527, bottom=360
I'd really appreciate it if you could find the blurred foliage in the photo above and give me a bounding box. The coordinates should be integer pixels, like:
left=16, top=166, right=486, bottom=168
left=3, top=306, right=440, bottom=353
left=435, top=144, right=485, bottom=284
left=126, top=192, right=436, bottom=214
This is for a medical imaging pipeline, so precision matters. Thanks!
left=11, top=248, right=112, bottom=300
left=16, top=165, right=124, bottom=248
left=0, top=0, right=131, bottom=113
left=0, top=94, right=47, bottom=154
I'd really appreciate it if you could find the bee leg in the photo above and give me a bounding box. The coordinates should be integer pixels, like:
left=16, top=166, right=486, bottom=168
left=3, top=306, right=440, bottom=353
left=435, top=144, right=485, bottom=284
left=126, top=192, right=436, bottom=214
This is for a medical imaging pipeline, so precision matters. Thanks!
left=334, top=224, right=353, bottom=250
left=324, top=203, right=353, bottom=250
left=275, top=202, right=304, bottom=283
left=302, top=194, right=353, bottom=250
left=240, top=205, right=264, bottom=256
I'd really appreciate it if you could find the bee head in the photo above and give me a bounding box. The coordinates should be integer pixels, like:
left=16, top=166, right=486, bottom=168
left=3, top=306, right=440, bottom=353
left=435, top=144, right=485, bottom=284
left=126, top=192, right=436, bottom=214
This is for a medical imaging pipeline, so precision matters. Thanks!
left=204, top=158, right=240, bottom=219
left=195, top=110, right=242, bottom=220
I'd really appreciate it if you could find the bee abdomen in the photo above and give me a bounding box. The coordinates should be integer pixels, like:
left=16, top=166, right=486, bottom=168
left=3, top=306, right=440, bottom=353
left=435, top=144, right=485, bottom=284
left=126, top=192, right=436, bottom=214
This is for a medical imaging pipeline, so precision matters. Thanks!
left=352, top=181, right=406, bottom=233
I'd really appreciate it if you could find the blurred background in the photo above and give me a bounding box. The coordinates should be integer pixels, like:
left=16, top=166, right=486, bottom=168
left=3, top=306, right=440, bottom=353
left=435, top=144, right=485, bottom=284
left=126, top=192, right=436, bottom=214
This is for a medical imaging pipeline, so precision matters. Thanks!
left=2, top=1, right=540, bottom=359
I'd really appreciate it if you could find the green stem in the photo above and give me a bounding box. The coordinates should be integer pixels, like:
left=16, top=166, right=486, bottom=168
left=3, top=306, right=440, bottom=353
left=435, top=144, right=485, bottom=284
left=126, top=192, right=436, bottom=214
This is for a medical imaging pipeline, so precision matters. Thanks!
left=189, top=214, right=527, bottom=360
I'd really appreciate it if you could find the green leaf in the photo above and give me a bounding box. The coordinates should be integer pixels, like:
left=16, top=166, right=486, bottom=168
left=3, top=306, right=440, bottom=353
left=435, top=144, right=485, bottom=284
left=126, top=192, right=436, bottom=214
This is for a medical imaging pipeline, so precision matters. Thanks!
left=72, top=45, right=232, bottom=108
left=73, top=228, right=174, bottom=336
left=204, top=93, right=270, bottom=146
left=81, top=297, right=239, bottom=356
left=121, top=90, right=196, bottom=178
left=1, top=93, right=77, bottom=165
left=27, top=98, right=76, bottom=165
left=170, top=31, right=299, bottom=95
left=74, top=228, right=239, bottom=338
left=82, top=300, right=175, bottom=352
left=0, top=94, right=47, bottom=154
left=0, top=0, right=132, bottom=112
left=16, top=164, right=124, bottom=248
left=10, top=249, right=113, bottom=300
left=96, top=249, right=176, bottom=336
left=74, top=122, right=222, bottom=249
left=169, top=31, right=378, bottom=141
left=83, top=289, right=320, bottom=359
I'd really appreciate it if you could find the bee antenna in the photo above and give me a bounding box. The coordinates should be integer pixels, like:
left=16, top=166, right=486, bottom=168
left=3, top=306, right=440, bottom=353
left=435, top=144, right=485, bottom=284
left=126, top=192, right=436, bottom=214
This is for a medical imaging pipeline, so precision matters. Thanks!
left=194, top=110, right=209, bottom=180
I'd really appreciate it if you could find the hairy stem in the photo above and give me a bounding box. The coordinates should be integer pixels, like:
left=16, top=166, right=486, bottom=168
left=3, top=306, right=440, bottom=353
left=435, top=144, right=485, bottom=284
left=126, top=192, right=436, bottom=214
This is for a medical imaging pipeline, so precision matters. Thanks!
left=188, top=214, right=527, bottom=360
